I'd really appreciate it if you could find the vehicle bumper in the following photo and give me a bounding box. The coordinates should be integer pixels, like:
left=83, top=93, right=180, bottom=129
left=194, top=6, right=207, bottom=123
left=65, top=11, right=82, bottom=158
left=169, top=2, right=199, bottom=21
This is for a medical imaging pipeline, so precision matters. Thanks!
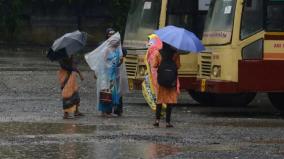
left=193, top=79, right=239, bottom=93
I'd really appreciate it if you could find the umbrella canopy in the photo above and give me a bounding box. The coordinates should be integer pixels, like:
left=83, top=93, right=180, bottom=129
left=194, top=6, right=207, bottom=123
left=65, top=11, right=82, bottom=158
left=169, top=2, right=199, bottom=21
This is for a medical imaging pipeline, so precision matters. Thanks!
left=47, top=30, right=87, bottom=61
left=52, top=30, right=87, bottom=55
left=154, top=25, right=205, bottom=52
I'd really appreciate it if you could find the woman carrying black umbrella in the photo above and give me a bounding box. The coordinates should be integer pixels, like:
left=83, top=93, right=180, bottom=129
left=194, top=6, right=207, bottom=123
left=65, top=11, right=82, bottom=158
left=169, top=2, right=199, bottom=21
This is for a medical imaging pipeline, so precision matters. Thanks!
left=58, top=56, right=84, bottom=119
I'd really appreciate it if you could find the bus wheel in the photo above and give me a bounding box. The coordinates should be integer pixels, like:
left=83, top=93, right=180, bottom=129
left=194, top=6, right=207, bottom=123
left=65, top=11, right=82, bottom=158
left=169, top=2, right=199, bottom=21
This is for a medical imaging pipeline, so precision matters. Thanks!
left=213, top=93, right=256, bottom=106
left=188, top=90, right=215, bottom=105
left=188, top=91, right=256, bottom=106
left=268, top=92, right=284, bottom=112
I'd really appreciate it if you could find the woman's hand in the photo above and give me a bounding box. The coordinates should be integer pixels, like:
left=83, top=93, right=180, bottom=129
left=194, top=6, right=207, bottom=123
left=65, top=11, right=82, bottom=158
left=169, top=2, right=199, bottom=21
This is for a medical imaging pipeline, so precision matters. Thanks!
left=117, top=57, right=123, bottom=67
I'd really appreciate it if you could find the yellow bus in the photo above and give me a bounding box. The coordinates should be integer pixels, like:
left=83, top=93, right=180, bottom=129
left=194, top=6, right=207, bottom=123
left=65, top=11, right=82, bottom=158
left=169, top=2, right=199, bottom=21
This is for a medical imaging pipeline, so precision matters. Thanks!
left=123, top=0, right=210, bottom=90
left=192, top=0, right=284, bottom=110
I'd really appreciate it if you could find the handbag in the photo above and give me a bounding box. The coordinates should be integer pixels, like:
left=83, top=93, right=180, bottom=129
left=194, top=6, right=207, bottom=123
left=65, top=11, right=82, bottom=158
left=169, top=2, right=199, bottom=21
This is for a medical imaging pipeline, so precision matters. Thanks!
left=99, top=89, right=112, bottom=104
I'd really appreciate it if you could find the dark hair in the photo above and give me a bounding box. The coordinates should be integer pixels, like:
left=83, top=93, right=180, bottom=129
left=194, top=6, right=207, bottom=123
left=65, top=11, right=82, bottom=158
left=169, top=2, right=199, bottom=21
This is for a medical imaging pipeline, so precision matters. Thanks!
left=59, top=57, right=74, bottom=72
left=160, top=42, right=176, bottom=60
left=162, top=42, right=175, bottom=52
left=106, top=28, right=115, bottom=38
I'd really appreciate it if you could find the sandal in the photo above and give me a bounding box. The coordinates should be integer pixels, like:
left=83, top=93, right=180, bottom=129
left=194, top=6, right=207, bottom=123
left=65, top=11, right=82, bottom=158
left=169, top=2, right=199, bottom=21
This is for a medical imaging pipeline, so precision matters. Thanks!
left=63, top=113, right=74, bottom=119
left=105, top=113, right=114, bottom=118
left=153, top=120, right=159, bottom=127
left=74, top=112, right=85, bottom=117
left=166, top=123, right=173, bottom=128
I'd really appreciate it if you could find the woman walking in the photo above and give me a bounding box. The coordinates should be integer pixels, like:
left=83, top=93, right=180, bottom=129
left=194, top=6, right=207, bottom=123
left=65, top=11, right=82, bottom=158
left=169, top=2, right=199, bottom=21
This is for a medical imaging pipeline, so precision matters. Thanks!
left=58, top=56, right=84, bottom=119
left=152, top=43, right=181, bottom=128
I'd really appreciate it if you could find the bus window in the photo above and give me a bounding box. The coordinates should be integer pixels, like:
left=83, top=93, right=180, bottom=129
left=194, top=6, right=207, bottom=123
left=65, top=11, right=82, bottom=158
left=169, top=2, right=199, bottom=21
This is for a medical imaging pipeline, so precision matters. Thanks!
left=266, top=5, right=284, bottom=31
left=203, top=0, right=236, bottom=45
left=240, top=0, right=264, bottom=39
left=166, top=0, right=194, bottom=29
left=124, top=0, right=162, bottom=43
left=242, top=39, right=263, bottom=60
left=166, top=0, right=204, bottom=38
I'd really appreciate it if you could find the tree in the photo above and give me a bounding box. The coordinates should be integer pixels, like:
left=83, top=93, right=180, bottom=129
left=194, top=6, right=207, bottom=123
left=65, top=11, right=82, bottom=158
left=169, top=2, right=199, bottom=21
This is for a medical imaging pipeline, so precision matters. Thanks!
left=0, top=0, right=24, bottom=40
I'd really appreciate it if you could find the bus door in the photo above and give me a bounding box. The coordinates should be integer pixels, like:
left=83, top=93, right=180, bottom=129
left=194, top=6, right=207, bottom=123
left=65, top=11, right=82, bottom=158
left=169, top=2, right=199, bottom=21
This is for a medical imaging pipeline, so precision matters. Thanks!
left=240, top=0, right=264, bottom=60
left=265, top=0, right=284, bottom=32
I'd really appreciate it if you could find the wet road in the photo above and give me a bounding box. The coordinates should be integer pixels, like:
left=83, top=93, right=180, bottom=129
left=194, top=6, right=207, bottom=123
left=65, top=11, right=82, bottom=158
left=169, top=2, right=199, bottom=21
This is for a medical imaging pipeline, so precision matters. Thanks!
left=1, top=49, right=284, bottom=159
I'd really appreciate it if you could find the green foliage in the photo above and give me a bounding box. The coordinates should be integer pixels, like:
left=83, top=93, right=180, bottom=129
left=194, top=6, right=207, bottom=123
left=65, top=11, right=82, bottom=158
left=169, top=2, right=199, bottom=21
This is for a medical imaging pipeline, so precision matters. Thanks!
left=0, top=0, right=131, bottom=43
left=0, top=0, right=24, bottom=38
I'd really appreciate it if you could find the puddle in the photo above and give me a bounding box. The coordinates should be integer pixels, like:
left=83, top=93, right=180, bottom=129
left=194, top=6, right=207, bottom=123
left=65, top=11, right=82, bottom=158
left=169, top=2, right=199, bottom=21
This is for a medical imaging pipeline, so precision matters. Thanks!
left=252, top=139, right=284, bottom=144
left=201, top=120, right=284, bottom=128
left=0, top=141, right=242, bottom=159
left=0, top=122, right=123, bottom=136
left=198, top=110, right=279, bottom=119
left=182, top=144, right=240, bottom=152
left=0, top=122, right=243, bottom=159
left=0, top=142, right=181, bottom=159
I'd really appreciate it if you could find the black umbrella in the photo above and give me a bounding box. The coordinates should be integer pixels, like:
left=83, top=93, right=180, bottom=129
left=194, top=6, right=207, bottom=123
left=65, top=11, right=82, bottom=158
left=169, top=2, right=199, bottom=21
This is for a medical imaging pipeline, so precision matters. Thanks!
left=47, top=30, right=87, bottom=61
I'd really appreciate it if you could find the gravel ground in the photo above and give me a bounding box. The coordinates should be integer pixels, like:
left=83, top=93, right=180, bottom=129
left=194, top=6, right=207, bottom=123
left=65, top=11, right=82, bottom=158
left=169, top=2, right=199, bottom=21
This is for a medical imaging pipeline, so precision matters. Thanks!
left=1, top=50, right=284, bottom=159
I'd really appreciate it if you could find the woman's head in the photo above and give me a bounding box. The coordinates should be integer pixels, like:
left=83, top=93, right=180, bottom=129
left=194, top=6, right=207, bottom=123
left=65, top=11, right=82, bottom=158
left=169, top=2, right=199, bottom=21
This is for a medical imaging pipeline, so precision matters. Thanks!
left=108, top=34, right=121, bottom=48
left=147, top=34, right=162, bottom=50
left=106, top=28, right=115, bottom=39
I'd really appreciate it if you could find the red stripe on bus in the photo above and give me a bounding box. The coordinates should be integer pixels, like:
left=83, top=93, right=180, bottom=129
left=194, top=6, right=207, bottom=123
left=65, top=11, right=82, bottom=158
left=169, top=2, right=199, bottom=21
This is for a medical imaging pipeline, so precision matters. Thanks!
left=265, top=34, right=284, bottom=40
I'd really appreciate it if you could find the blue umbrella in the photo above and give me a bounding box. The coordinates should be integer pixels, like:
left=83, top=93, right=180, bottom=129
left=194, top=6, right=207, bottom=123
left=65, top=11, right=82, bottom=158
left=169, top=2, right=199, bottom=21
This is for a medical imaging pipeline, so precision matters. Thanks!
left=154, top=25, right=205, bottom=52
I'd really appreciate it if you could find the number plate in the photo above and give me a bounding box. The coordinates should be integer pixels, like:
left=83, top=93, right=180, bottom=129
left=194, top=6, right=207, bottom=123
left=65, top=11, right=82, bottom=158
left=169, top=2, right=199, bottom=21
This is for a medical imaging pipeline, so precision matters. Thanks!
left=201, top=79, right=206, bottom=92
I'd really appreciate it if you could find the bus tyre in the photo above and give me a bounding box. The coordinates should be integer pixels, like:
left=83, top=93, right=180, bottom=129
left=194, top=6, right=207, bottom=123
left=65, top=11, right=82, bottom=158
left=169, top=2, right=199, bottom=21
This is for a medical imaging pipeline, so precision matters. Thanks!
left=188, top=91, right=256, bottom=106
left=188, top=90, right=215, bottom=106
left=213, top=93, right=256, bottom=107
left=268, top=92, right=284, bottom=112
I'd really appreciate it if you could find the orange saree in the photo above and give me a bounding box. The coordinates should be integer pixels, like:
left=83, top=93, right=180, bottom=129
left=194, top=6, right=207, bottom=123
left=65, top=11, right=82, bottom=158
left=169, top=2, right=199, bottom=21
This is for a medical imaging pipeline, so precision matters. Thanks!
left=58, top=69, right=80, bottom=113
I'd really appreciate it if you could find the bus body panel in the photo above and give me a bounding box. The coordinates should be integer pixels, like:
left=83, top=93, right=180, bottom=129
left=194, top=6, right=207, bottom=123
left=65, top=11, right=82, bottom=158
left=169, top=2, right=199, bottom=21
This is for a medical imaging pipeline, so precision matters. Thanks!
left=196, top=0, right=284, bottom=94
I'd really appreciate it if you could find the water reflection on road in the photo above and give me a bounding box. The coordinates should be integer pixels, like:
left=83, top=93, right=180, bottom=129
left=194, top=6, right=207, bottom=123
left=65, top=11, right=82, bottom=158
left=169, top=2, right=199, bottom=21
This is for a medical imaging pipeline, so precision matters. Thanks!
left=0, top=122, right=182, bottom=159
left=0, top=142, right=182, bottom=159
left=0, top=122, right=123, bottom=136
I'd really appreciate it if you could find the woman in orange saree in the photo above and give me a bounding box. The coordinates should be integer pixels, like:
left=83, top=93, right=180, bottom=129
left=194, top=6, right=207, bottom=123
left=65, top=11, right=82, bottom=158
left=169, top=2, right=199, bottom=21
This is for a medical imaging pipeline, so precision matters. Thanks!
left=58, top=57, right=84, bottom=119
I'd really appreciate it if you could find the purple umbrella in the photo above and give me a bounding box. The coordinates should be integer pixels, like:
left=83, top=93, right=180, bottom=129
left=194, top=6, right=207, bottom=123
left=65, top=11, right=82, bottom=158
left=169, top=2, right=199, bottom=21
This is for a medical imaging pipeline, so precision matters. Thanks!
left=154, top=25, right=205, bottom=52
